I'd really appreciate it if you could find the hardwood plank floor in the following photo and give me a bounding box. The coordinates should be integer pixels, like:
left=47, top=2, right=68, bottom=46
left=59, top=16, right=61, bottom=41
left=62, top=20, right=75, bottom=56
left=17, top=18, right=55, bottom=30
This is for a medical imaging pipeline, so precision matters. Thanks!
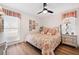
left=6, top=42, right=79, bottom=55
left=7, top=42, right=41, bottom=55
left=55, top=44, right=79, bottom=55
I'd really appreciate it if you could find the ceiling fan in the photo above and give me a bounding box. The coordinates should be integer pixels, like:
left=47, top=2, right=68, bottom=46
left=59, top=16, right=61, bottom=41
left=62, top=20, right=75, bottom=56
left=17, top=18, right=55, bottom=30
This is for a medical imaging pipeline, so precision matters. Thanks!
left=37, top=3, right=53, bottom=14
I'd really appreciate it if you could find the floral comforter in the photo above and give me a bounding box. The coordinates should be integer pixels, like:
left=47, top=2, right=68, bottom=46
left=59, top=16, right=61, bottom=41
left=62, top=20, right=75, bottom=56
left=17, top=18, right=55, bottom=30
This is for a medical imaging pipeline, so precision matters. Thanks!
left=26, top=32, right=61, bottom=55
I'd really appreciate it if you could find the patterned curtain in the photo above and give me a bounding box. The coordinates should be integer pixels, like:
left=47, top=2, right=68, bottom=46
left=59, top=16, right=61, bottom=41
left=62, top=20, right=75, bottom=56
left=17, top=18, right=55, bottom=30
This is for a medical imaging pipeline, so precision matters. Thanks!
left=0, top=7, right=21, bottom=19
left=62, top=11, right=77, bottom=19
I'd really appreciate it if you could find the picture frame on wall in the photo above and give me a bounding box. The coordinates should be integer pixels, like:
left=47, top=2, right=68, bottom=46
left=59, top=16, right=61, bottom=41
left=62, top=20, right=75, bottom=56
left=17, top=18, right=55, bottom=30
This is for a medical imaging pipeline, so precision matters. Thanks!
left=29, top=20, right=37, bottom=31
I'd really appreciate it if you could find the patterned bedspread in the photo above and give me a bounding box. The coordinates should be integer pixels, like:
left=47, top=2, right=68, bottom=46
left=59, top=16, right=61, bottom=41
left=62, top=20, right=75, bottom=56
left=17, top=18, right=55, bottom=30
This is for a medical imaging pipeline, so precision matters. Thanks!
left=26, top=32, right=61, bottom=55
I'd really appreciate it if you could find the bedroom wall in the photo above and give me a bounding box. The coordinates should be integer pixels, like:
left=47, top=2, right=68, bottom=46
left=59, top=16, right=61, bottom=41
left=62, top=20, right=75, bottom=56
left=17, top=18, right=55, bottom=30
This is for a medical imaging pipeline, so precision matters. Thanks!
left=75, top=8, right=79, bottom=47
left=38, top=13, right=61, bottom=28
left=20, top=13, right=29, bottom=42
left=20, top=14, right=40, bottom=41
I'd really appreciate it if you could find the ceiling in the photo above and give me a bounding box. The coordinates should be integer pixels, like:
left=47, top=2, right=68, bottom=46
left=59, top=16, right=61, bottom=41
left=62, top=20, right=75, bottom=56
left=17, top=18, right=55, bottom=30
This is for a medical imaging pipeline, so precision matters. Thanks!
left=1, top=3, right=79, bottom=18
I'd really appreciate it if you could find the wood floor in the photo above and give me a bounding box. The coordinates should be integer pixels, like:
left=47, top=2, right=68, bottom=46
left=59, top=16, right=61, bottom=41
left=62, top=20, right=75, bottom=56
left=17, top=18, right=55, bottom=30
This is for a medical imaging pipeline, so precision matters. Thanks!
left=55, top=44, right=79, bottom=55
left=6, top=42, right=79, bottom=55
left=7, top=42, right=41, bottom=55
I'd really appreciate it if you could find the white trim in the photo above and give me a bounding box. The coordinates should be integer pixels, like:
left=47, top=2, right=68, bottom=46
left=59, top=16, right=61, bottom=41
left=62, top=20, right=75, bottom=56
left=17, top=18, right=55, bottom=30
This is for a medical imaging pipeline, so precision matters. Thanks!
left=7, top=40, right=25, bottom=46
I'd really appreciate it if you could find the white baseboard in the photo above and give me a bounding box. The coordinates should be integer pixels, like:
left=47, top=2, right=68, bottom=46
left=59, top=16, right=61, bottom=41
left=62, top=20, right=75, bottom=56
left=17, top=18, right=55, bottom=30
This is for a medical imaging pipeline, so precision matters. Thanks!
left=7, top=40, right=25, bottom=46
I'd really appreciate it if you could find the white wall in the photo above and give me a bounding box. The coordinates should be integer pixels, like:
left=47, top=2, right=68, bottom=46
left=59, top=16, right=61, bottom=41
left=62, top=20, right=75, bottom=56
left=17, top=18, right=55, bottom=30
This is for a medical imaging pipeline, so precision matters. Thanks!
left=20, top=13, right=40, bottom=41
left=75, top=8, right=79, bottom=47
left=38, top=13, right=61, bottom=28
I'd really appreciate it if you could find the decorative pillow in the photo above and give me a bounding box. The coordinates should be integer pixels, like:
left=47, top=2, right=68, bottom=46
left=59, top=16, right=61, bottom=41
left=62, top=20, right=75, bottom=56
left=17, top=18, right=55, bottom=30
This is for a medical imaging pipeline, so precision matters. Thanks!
left=42, top=27, right=48, bottom=34
left=44, top=27, right=48, bottom=34
left=51, top=28, right=56, bottom=35
left=53, top=27, right=59, bottom=34
left=41, top=27, right=59, bottom=35
left=47, top=27, right=58, bottom=35
left=47, top=32, right=51, bottom=36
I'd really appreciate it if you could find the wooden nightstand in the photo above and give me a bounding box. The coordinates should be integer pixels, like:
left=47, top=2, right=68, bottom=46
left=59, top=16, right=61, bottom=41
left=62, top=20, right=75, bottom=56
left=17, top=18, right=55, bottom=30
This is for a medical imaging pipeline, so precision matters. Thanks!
left=62, top=34, right=78, bottom=48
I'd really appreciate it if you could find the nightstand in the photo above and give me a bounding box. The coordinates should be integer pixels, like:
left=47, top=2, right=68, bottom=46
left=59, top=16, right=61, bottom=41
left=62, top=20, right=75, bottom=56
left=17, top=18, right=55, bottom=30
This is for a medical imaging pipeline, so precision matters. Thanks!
left=62, top=34, right=78, bottom=48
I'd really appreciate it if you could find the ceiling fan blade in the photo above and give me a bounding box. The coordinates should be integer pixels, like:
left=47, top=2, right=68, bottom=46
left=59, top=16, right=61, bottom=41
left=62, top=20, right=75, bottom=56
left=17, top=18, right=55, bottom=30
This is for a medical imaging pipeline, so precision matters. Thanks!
left=47, top=10, right=53, bottom=13
left=37, top=11, right=43, bottom=14
left=43, top=8, right=47, bottom=10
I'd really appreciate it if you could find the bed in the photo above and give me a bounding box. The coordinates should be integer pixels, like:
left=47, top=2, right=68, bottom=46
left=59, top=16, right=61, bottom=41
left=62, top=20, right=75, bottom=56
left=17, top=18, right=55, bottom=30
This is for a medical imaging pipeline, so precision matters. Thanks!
left=26, top=27, right=61, bottom=55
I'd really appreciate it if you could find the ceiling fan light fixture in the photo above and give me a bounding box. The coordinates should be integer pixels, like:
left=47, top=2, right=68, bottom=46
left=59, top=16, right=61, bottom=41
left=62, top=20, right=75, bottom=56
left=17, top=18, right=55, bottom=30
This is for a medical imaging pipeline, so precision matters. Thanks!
left=37, top=3, right=53, bottom=14
left=43, top=10, right=47, bottom=13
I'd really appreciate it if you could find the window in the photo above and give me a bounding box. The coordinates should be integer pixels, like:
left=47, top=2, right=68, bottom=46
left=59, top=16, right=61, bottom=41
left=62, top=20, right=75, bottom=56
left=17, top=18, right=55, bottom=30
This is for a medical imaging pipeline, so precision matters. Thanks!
left=3, top=16, right=20, bottom=43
